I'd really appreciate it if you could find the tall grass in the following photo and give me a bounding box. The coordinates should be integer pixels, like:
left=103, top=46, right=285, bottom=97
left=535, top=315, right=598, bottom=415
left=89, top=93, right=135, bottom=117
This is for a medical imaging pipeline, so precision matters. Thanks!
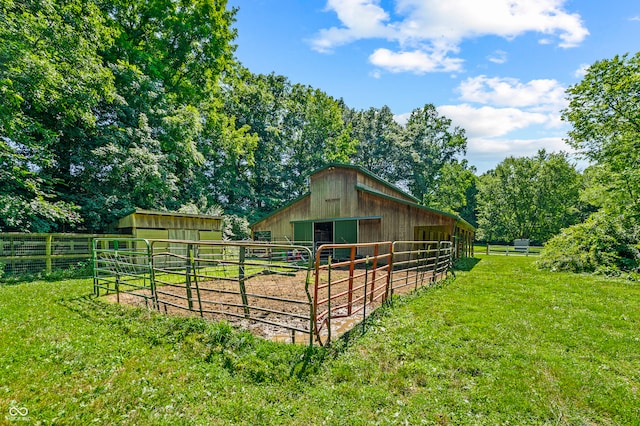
left=1, top=256, right=638, bottom=424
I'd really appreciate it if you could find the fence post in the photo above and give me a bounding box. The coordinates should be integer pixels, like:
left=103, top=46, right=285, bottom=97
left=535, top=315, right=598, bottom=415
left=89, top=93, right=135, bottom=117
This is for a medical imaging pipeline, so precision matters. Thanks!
left=386, top=243, right=394, bottom=304
left=185, top=244, right=194, bottom=311
left=327, top=255, right=332, bottom=345
left=347, top=246, right=355, bottom=315
left=45, top=234, right=53, bottom=273
left=434, top=244, right=441, bottom=281
left=362, top=257, right=369, bottom=334
left=238, top=246, right=250, bottom=318
left=369, top=245, right=378, bottom=303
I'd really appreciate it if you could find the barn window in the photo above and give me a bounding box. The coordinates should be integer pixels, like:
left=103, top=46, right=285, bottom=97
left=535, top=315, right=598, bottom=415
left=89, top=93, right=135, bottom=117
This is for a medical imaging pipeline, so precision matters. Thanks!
left=254, top=231, right=271, bottom=242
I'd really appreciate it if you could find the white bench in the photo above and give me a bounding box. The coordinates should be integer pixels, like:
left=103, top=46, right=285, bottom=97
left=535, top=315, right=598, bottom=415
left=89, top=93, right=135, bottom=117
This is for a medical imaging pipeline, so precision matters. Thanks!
left=513, top=239, right=530, bottom=255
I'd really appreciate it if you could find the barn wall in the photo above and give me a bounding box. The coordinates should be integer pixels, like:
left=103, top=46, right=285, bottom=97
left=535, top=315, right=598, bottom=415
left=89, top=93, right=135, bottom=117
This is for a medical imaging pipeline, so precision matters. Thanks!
left=251, top=196, right=311, bottom=241
left=357, top=190, right=455, bottom=243
left=250, top=165, right=475, bottom=256
left=310, top=167, right=358, bottom=218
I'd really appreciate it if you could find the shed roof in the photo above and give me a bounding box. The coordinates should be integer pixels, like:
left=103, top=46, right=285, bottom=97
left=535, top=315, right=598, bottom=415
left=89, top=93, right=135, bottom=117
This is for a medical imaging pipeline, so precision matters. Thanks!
left=118, top=209, right=223, bottom=230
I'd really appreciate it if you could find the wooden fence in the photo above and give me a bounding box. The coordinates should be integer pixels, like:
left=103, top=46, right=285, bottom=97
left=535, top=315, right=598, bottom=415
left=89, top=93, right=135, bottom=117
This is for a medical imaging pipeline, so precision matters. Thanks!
left=481, top=243, right=542, bottom=256
left=0, top=233, right=122, bottom=276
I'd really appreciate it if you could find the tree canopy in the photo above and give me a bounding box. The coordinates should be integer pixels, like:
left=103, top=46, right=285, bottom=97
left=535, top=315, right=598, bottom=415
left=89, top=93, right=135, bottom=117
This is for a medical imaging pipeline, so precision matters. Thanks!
left=539, top=52, right=640, bottom=276
left=0, top=1, right=493, bottom=235
left=562, top=52, right=640, bottom=217
left=476, top=151, right=582, bottom=244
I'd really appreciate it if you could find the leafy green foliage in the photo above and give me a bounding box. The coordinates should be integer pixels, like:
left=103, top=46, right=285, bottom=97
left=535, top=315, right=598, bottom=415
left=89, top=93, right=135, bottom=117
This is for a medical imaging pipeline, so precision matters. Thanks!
left=222, top=214, right=251, bottom=240
left=400, top=104, right=468, bottom=204
left=346, top=105, right=403, bottom=181
left=563, top=53, right=640, bottom=219
left=477, top=151, right=582, bottom=243
left=540, top=52, right=640, bottom=275
left=0, top=0, right=112, bottom=231
left=424, top=160, right=478, bottom=225
left=538, top=212, right=640, bottom=277
left=0, top=0, right=476, bottom=231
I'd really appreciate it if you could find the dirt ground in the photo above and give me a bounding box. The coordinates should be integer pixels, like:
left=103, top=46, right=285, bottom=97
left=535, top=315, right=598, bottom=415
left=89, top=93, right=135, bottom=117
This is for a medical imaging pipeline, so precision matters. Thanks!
left=104, top=265, right=445, bottom=344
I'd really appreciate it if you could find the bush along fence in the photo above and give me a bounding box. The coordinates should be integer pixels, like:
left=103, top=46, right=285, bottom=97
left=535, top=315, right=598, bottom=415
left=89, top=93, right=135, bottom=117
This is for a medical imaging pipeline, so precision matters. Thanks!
left=0, top=233, right=122, bottom=277
left=93, top=238, right=454, bottom=346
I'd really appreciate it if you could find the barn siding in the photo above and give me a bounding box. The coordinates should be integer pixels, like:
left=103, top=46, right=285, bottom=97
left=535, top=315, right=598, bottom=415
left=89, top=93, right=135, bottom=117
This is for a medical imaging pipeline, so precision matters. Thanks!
left=357, top=191, right=456, bottom=242
left=252, top=196, right=311, bottom=242
left=118, top=210, right=223, bottom=244
left=310, top=167, right=358, bottom=218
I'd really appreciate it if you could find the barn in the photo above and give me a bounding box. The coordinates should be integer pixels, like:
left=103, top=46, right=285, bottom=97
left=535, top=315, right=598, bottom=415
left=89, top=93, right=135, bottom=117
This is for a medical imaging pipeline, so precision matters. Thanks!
left=250, top=164, right=475, bottom=257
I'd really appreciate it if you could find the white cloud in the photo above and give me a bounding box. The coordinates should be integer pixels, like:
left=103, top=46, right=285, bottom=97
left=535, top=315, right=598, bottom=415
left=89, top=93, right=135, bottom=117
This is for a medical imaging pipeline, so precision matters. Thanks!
left=311, top=0, right=393, bottom=52
left=574, top=63, right=590, bottom=78
left=393, top=112, right=411, bottom=125
left=392, top=0, right=588, bottom=47
left=630, top=16, right=640, bottom=22
left=433, top=74, right=573, bottom=172
left=487, top=50, right=508, bottom=64
left=312, top=0, right=589, bottom=73
left=468, top=137, right=576, bottom=173
left=468, top=137, right=568, bottom=154
left=438, top=104, right=549, bottom=138
left=369, top=48, right=464, bottom=73
left=457, top=75, right=567, bottom=109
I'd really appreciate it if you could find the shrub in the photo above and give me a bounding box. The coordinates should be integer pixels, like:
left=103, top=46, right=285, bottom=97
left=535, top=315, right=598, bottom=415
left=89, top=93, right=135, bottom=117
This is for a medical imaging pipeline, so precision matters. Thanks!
left=537, top=211, right=640, bottom=277
left=223, top=214, right=251, bottom=240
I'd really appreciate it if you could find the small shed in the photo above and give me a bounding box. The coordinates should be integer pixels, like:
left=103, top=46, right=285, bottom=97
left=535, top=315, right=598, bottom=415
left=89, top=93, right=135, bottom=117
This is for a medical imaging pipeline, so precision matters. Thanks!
left=250, top=164, right=475, bottom=257
left=117, top=209, right=223, bottom=241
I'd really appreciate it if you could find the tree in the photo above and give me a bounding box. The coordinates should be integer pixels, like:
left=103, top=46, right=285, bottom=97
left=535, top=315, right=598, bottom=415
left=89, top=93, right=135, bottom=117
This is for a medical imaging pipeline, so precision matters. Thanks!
left=1, top=0, right=245, bottom=231
left=537, top=211, right=639, bottom=276
left=476, top=151, right=581, bottom=243
left=345, top=105, right=403, bottom=182
left=399, top=104, right=467, bottom=203
left=0, top=0, right=113, bottom=231
left=425, top=160, right=478, bottom=226
left=221, top=72, right=296, bottom=219
left=283, top=84, right=356, bottom=195
left=537, top=52, right=640, bottom=276
left=562, top=52, right=640, bottom=218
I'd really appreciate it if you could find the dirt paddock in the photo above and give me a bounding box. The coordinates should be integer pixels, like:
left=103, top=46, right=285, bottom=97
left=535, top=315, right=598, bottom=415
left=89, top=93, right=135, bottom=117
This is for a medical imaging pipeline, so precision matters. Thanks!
left=104, top=265, right=414, bottom=344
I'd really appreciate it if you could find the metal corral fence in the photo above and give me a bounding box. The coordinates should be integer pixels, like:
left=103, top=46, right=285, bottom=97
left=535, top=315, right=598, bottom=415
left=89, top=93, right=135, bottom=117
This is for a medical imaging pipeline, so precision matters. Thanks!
left=93, top=238, right=155, bottom=306
left=389, top=241, right=453, bottom=298
left=314, top=241, right=453, bottom=345
left=94, top=238, right=315, bottom=343
left=93, top=238, right=454, bottom=346
left=313, top=242, right=393, bottom=345
left=0, top=233, right=122, bottom=276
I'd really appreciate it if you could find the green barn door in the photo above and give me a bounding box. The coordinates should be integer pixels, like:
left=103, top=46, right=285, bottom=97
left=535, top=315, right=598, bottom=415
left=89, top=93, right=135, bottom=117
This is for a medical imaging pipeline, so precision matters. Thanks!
left=334, top=220, right=357, bottom=259
left=293, top=222, right=313, bottom=244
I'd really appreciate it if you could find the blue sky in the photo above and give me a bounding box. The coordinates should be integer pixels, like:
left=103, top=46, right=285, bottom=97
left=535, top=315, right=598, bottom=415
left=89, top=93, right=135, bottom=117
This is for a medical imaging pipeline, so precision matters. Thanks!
left=228, top=0, right=640, bottom=173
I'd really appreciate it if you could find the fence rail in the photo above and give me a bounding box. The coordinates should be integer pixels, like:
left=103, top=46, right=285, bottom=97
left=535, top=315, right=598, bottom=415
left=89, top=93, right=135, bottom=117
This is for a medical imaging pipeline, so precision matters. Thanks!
left=481, top=243, right=542, bottom=256
left=93, top=238, right=455, bottom=346
left=1, top=233, right=122, bottom=276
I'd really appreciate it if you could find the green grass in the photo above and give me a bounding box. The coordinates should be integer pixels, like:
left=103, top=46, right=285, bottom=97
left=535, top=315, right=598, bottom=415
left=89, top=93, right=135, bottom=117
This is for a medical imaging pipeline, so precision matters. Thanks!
left=1, top=256, right=639, bottom=424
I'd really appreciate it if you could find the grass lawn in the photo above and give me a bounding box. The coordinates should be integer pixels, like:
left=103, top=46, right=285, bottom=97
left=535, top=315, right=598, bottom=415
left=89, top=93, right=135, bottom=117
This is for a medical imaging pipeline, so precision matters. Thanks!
left=1, top=256, right=638, bottom=424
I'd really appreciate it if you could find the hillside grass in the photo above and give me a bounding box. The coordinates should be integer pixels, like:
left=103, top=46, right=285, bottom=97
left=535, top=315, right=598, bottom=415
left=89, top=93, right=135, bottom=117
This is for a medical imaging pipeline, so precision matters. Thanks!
left=1, top=256, right=638, bottom=424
